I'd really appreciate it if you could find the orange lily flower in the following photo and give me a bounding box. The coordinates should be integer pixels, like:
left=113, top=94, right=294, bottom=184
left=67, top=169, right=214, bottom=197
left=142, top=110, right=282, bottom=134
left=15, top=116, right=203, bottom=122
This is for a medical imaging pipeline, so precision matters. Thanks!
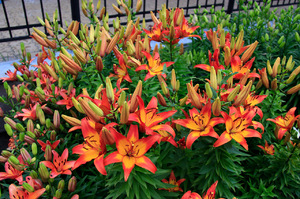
left=160, top=170, right=185, bottom=192
left=213, top=107, right=263, bottom=150
left=109, top=55, right=132, bottom=89
left=136, top=51, right=174, bottom=81
left=175, top=18, right=201, bottom=40
left=181, top=181, right=218, bottom=199
left=9, top=184, right=45, bottom=199
left=104, top=125, right=160, bottom=181
left=244, top=93, right=267, bottom=119
left=0, top=161, right=24, bottom=183
left=258, top=141, right=275, bottom=155
left=37, top=140, right=60, bottom=151
left=56, top=88, right=76, bottom=109
left=156, top=122, right=178, bottom=147
left=0, top=69, right=18, bottom=82
left=174, top=103, right=224, bottom=149
left=41, top=148, right=75, bottom=178
left=194, top=49, right=225, bottom=72
left=129, top=96, right=177, bottom=137
left=72, top=118, right=115, bottom=175
left=144, top=23, right=164, bottom=42
left=14, top=103, right=42, bottom=121
left=230, top=56, right=259, bottom=79
left=267, top=107, right=300, bottom=140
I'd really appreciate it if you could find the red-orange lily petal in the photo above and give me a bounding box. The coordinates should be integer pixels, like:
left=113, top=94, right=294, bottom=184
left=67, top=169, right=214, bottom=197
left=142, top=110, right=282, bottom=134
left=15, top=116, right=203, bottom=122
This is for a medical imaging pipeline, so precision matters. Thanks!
left=9, top=184, right=46, bottom=199
left=160, top=170, right=186, bottom=192
left=214, top=108, right=262, bottom=150
left=104, top=125, right=160, bottom=181
left=174, top=103, right=224, bottom=148
left=267, top=107, right=300, bottom=140
left=0, top=162, right=24, bottom=183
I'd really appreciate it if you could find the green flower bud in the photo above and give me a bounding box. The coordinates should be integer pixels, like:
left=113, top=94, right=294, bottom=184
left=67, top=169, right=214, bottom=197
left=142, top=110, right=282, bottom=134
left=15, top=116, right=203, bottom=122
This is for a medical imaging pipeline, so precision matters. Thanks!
left=19, top=132, right=25, bottom=141
left=4, top=124, right=13, bottom=137
left=16, top=123, right=25, bottom=132
left=32, top=143, right=38, bottom=156
left=22, top=182, right=35, bottom=192
left=30, top=170, right=38, bottom=179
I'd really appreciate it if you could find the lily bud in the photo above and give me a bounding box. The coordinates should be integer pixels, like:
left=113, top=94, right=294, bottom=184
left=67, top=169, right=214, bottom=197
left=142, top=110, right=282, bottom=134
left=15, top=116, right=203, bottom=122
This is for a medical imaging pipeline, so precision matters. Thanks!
left=175, top=80, right=180, bottom=92
left=53, top=110, right=60, bottom=129
left=58, top=180, right=65, bottom=190
left=227, top=85, right=240, bottom=102
left=16, top=123, right=25, bottom=132
left=272, top=57, right=280, bottom=78
left=205, top=83, right=213, bottom=98
left=171, top=69, right=176, bottom=91
left=79, top=98, right=102, bottom=122
left=161, top=82, right=170, bottom=98
left=62, top=115, right=81, bottom=126
left=72, top=97, right=85, bottom=113
left=88, top=101, right=104, bottom=117
left=50, top=131, right=57, bottom=141
left=55, top=189, right=62, bottom=199
left=235, top=30, right=244, bottom=51
left=37, top=109, right=46, bottom=125
left=260, top=68, right=269, bottom=89
left=179, top=96, right=188, bottom=106
left=102, top=127, right=115, bottom=145
left=271, top=79, right=278, bottom=90
left=212, top=97, right=221, bottom=116
left=286, top=55, right=293, bottom=71
left=2, top=150, right=13, bottom=158
left=8, top=156, right=20, bottom=166
left=24, top=135, right=35, bottom=144
left=220, top=29, right=225, bottom=48
left=106, top=77, right=114, bottom=103
left=19, top=132, right=25, bottom=141
left=130, top=80, right=142, bottom=113
left=20, top=148, right=32, bottom=163
left=32, top=32, right=49, bottom=47
left=136, top=0, right=142, bottom=13
left=68, top=176, right=77, bottom=192
left=120, top=103, right=129, bottom=124
left=210, top=67, right=218, bottom=91
left=26, top=131, right=36, bottom=139
left=187, top=83, right=202, bottom=109
left=96, top=56, right=104, bottom=72
left=4, top=124, right=13, bottom=137
left=118, top=91, right=126, bottom=106
left=39, top=163, right=50, bottom=182
left=241, top=41, right=258, bottom=63
left=179, top=43, right=184, bottom=55
left=106, top=32, right=119, bottom=55
left=287, top=84, right=300, bottom=94
left=234, top=80, right=253, bottom=106
left=23, top=182, right=35, bottom=193
left=157, top=92, right=167, bottom=107
left=4, top=117, right=17, bottom=130
left=31, top=143, right=37, bottom=156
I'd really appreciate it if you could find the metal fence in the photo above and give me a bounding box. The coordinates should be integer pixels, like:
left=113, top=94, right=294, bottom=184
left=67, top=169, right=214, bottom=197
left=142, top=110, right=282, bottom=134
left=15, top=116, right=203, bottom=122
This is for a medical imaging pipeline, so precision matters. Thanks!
left=0, top=0, right=299, bottom=43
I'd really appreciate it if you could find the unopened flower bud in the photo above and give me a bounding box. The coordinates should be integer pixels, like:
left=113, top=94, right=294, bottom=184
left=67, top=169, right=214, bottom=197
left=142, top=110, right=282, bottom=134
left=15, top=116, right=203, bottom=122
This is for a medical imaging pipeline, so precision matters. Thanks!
left=271, top=79, right=278, bottom=90
left=19, top=132, right=25, bottom=141
left=179, top=96, right=188, bottom=106
left=16, top=123, right=25, bottom=132
left=58, top=179, right=65, bottom=190
left=106, top=77, right=114, bottom=103
left=157, top=92, right=167, bottom=107
left=4, top=124, right=13, bottom=137
left=287, top=84, right=300, bottom=94
left=161, top=82, right=170, bottom=98
left=23, top=182, right=35, bottom=192
left=45, top=145, right=52, bottom=161
left=4, top=117, right=17, bottom=130
left=117, top=91, right=126, bottom=106
left=32, top=143, right=38, bottom=156
left=53, top=110, right=60, bottom=129
left=50, top=131, right=56, bottom=141
left=30, top=170, right=38, bottom=179
left=88, top=101, right=104, bottom=117
left=68, top=176, right=77, bottom=192
left=55, top=189, right=62, bottom=199
left=120, top=103, right=129, bottom=124
left=212, top=97, right=221, bottom=116
left=227, top=85, right=240, bottom=102
left=20, top=148, right=32, bottom=163
left=8, top=156, right=20, bottom=166
left=1, top=150, right=13, bottom=158
left=101, top=127, right=115, bottom=145
left=39, top=163, right=50, bottom=182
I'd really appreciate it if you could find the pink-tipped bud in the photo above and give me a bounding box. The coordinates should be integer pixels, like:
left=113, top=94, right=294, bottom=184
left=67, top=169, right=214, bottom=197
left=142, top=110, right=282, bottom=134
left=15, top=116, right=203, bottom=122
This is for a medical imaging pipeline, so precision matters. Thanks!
left=53, top=110, right=60, bottom=129
left=20, top=148, right=32, bottom=163
left=68, top=176, right=77, bottom=192
left=45, top=145, right=52, bottom=161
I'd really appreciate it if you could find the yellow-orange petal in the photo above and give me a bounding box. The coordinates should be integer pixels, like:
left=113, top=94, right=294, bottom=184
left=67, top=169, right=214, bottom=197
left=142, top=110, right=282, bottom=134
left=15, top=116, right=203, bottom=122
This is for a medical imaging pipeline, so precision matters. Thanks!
left=231, top=133, right=248, bottom=150
left=104, top=151, right=123, bottom=166
left=135, top=155, right=157, bottom=174
left=122, top=156, right=136, bottom=181
left=213, top=131, right=232, bottom=148
left=94, top=154, right=107, bottom=175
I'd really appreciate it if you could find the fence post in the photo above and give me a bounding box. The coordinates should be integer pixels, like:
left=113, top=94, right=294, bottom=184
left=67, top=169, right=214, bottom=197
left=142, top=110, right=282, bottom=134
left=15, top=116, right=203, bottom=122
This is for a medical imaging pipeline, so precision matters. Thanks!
left=71, top=0, right=81, bottom=22
left=227, top=0, right=235, bottom=14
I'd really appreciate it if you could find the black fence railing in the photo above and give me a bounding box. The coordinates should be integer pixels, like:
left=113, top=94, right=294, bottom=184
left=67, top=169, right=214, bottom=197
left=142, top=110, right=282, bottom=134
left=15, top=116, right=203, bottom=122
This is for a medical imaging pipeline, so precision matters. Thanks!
left=0, top=0, right=299, bottom=43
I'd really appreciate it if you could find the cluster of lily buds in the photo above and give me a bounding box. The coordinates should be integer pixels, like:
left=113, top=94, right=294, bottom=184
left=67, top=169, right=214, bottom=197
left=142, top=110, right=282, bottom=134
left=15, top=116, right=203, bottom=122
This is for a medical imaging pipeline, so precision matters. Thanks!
left=258, top=55, right=300, bottom=94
